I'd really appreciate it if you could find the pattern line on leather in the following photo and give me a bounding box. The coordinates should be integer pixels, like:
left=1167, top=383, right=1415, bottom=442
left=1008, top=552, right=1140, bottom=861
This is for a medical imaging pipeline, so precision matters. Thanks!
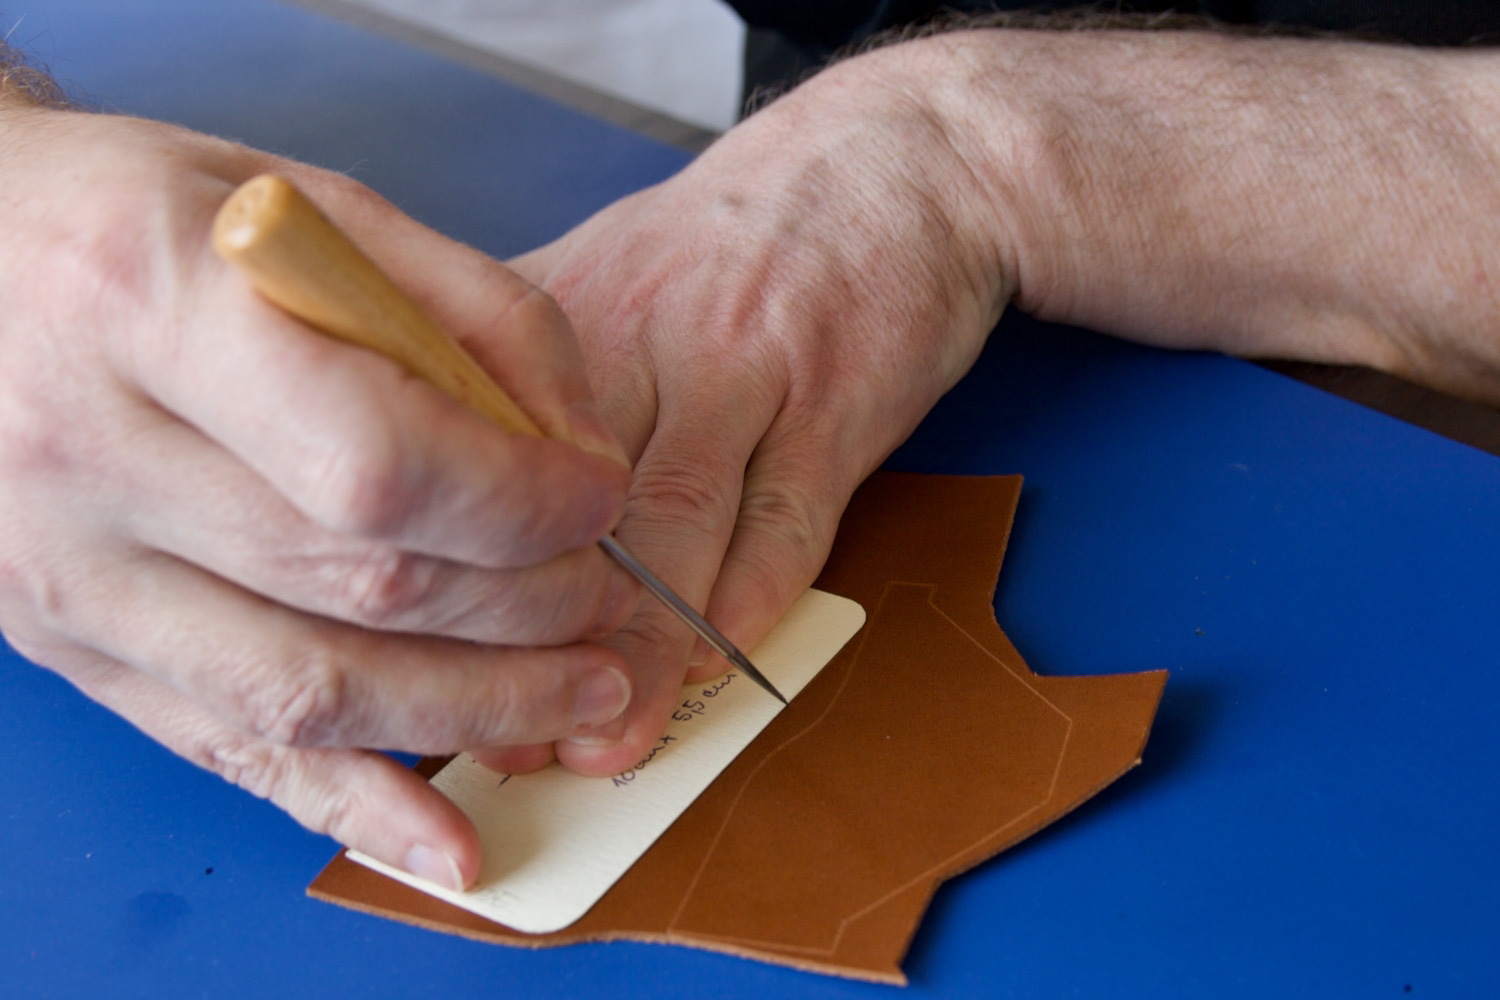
left=663, top=583, right=885, bottom=933
left=667, top=581, right=1074, bottom=955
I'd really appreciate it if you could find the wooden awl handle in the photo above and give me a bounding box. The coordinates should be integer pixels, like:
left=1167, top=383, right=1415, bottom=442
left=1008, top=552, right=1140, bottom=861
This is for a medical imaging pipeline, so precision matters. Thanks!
left=212, top=173, right=543, bottom=438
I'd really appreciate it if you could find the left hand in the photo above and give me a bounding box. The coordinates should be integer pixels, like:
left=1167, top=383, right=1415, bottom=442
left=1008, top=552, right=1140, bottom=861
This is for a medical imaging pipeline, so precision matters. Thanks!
left=484, top=24, right=1500, bottom=776
left=484, top=41, right=1021, bottom=775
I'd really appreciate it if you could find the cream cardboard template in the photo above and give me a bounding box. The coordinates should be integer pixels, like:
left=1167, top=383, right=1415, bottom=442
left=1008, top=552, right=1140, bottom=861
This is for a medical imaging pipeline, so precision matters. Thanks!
left=347, top=588, right=866, bottom=934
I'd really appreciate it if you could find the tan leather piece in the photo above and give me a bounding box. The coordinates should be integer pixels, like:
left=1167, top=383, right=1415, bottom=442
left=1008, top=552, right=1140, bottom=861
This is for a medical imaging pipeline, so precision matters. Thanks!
left=309, top=472, right=1167, bottom=983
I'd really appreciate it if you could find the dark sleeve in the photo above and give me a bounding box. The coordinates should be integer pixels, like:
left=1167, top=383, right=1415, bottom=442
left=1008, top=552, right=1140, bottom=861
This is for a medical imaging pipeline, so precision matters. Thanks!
left=729, top=0, right=1500, bottom=114
left=725, top=0, right=1500, bottom=49
left=727, top=1, right=1188, bottom=101
left=724, top=1, right=961, bottom=51
left=1204, top=1, right=1500, bottom=45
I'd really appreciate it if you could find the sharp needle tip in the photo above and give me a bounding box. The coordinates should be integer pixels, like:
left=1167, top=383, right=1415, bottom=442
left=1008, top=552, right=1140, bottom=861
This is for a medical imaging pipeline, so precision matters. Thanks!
left=731, top=652, right=788, bottom=705
left=596, top=535, right=789, bottom=704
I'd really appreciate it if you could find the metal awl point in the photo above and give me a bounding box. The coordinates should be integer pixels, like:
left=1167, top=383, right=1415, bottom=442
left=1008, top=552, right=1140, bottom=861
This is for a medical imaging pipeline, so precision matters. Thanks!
left=597, top=535, right=788, bottom=705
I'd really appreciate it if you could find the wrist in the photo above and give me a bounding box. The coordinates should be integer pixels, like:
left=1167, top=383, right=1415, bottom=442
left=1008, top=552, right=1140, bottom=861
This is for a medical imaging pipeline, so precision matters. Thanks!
left=879, top=28, right=1500, bottom=403
left=786, top=38, right=1026, bottom=340
left=851, top=29, right=1146, bottom=335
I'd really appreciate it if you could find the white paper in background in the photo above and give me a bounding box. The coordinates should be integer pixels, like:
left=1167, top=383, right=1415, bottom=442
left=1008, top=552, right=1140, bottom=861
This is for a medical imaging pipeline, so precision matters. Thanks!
left=339, top=0, right=745, bottom=131
left=348, top=587, right=865, bottom=933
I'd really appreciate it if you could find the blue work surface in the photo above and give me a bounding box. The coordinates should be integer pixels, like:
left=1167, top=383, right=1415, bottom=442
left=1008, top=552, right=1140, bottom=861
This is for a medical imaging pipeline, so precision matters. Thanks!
left=2, top=2, right=1496, bottom=997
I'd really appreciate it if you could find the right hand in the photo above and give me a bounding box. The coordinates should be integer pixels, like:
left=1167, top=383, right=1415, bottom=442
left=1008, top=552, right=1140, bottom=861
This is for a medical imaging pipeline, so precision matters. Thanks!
left=0, top=107, right=641, bottom=889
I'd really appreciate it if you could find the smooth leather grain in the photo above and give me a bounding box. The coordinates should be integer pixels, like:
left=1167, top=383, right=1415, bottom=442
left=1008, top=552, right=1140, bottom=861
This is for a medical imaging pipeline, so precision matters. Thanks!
left=310, top=472, right=1167, bottom=983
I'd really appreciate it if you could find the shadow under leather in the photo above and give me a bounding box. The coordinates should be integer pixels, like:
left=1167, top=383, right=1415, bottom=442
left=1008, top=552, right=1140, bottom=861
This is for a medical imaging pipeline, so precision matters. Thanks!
left=888, top=311, right=1184, bottom=478
left=961, top=675, right=1217, bottom=871
left=899, top=677, right=1221, bottom=984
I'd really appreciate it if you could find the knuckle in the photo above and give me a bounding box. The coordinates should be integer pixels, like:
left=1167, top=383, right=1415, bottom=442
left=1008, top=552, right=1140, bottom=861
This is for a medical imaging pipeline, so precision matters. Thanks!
left=0, top=542, right=81, bottom=648
left=615, top=606, right=690, bottom=659
left=738, top=485, right=823, bottom=553
left=302, top=430, right=415, bottom=540
left=0, top=382, right=70, bottom=483
left=629, top=457, right=738, bottom=527
left=204, top=735, right=287, bottom=801
left=0, top=620, right=65, bottom=670
left=332, top=546, right=438, bottom=631
left=0, top=372, right=138, bottom=654
left=460, top=670, right=528, bottom=745
left=202, top=735, right=358, bottom=842
left=498, top=283, right=568, bottom=333
left=732, top=484, right=838, bottom=605
left=49, top=212, right=155, bottom=321
left=237, top=650, right=349, bottom=747
left=728, top=541, right=816, bottom=614
left=311, top=781, right=369, bottom=847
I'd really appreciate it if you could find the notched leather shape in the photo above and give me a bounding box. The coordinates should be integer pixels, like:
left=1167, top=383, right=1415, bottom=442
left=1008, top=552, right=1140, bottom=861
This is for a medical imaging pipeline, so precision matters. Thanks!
left=669, top=584, right=1073, bottom=955
left=309, top=471, right=1168, bottom=984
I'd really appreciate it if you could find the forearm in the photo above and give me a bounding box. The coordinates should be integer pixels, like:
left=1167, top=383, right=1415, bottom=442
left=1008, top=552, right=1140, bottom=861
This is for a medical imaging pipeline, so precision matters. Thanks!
left=844, top=29, right=1500, bottom=402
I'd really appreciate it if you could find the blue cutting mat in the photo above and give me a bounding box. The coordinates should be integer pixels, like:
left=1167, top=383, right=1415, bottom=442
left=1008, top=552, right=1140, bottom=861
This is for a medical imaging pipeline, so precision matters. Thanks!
left=2, top=2, right=1496, bottom=997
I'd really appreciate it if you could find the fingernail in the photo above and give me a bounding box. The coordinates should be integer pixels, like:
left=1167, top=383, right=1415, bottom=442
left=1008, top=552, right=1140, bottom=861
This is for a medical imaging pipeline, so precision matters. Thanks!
left=565, top=399, right=630, bottom=467
left=687, top=637, right=710, bottom=669
left=572, top=665, right=630, bottom=728
left=404, top=844, right=464, bottom=893
left=566, top=714, right=626, bottom=747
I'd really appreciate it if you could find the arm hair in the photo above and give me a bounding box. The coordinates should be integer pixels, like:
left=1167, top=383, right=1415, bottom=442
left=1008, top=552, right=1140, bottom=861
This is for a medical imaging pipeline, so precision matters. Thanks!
left=1, top=36, right=70, bottom=109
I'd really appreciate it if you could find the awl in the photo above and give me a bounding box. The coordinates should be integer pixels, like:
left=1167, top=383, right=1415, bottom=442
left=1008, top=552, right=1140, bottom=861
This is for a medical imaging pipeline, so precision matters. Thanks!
left=212, top=174, right=786, bottom=705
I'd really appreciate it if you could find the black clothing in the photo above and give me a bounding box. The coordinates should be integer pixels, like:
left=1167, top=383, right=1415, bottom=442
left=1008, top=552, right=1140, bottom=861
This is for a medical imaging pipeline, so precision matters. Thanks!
left=730, top=1, right=1500, bottom=49
left=729, top=2, right=1500, bottom=103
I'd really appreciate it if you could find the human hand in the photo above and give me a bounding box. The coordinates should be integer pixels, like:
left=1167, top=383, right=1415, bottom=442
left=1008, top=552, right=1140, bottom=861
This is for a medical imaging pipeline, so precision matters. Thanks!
left=0, top=107, right=642, bottom=889
left=500, top=24, right=1500, bottom=790
left=497, top=41, right=1019, bottom=776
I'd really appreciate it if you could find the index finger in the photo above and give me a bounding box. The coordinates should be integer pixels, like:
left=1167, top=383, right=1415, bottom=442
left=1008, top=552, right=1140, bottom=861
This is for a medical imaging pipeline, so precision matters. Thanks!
left=286, top=171, right=629, bottom=466
left=551, top=367, right=775, bottom=775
